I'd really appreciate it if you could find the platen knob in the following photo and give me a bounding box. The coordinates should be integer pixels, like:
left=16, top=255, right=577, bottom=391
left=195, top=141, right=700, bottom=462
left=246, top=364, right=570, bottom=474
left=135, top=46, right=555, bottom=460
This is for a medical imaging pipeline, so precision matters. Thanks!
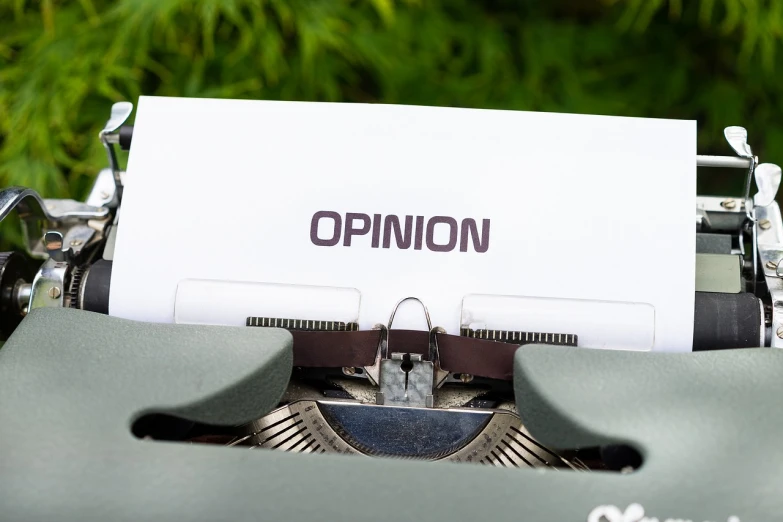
left=0, top=252, right=38, bottom=340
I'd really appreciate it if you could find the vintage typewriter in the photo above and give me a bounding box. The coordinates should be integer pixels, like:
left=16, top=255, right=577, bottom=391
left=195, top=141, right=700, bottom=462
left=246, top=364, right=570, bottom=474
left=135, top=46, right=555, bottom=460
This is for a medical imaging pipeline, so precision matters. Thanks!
left=1, top=102, right=782, bottom=522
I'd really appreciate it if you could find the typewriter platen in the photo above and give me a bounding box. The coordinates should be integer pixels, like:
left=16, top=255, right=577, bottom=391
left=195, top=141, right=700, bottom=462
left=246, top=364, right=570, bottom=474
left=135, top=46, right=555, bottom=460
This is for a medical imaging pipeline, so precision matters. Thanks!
left=0, top=103, right=781, bottom=468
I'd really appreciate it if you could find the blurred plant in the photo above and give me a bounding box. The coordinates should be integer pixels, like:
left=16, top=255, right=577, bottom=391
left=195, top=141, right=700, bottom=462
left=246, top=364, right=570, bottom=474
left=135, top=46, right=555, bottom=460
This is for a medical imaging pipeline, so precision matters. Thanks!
left=1, top=0, right=783, bottom=247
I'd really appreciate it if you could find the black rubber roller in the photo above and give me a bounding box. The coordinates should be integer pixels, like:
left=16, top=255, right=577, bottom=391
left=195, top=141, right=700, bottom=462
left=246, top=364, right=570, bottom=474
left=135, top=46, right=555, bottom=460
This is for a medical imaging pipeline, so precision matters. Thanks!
left=79, top=260, right=112, bottom=314
left=119, top=125, right=133, bottom=151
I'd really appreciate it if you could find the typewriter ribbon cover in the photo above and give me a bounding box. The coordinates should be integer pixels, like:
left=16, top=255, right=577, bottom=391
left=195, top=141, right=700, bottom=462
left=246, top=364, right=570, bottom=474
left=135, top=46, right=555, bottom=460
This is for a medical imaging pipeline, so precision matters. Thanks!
left=110, top=96, right=696, bottom=351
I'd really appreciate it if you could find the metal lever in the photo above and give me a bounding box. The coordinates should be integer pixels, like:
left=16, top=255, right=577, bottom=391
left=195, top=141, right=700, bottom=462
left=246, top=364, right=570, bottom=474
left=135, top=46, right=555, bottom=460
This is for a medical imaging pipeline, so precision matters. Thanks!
left=753, top=163, right=783, bottom=295
left=723, top=126, right=757, bottom=222
left=715, top=126, right=760, bottom=292
left=754, top=163, right=782, bottom=208
left=99, top=102, right=133, bottom=200
left=382, top=296, right=432, bottom=359
left=0, top=187, right=108, bottom=259
left=724, top=126, right=753, bottom=158
left=43, top=231, right=68, bottom=263
left=0, top=187, right=107, bottom=224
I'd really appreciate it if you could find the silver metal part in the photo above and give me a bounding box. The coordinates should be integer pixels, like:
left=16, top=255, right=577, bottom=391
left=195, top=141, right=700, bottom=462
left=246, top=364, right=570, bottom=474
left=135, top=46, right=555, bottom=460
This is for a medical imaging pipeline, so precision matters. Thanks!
left=99, top=102, right=133, bottom=196
left=239, top=400, right=577, bottom=468
left=697, top=155, right=754, bottom=169
left=695, top=208, right=711, bottom=231
left=0, top=187, right=109, bottom=259
left=377, top=353, right=434, bottom=408
left=365, top=297, right=433, bottom=386
left=429, top=326, right=450, bottom=387
left=28, top=223, right=100, bottom=311
left=43, top=231, right=68, bottom=263
left=103, top=209, right=121, bottom=261
left=368, top=297, right=449, bottom=400
left=724, top=126, right=753, bottom=159
left=697, top=195, right=745, bottom=215
left=363, top=324, right=384, bottom=386
left=102, top=133, right=121, bottom=145
left=751, top=218, right=759, bottom=294
left=749, top=163, right=782, bottom=294
left=0, top=187, right=107, bottom=223
left=86, top=169, right=122, bottom=208
left=41, top=225, right=97, bottom=262
left=43, top=199, right=107, bottom=221
left=15, top=283, right=31, bottom=311
left=103, top=224, right=118, bottom=261
left=719, top=129, right=758, bottom=244
left=754, top=163, right=782, bottom=208
left=328, top=377, right=486, bottom=408
left=755, top=201, right=783, bottom=347
left=387, top=296, right=432, bottom=331
left=736, top=142, right=758, bottom=286
left=101, top=102, right=133, bottom=136
left=63, top=225, right=96, bottom=257
left=29, top=257, right=67, bottom=310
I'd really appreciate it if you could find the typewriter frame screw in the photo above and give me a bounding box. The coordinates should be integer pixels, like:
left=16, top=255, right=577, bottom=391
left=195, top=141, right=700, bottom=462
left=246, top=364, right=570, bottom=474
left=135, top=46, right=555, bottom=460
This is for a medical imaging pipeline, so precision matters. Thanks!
left=760, top=219, right=772, bottom=230
left=766, top=260, right=778, bottom=270
left=47, top=286, right=61, bottom=299
left=777, top=326, right=783, bottom=340
left=721, top=198, right=737, bottom=209
left=342, top=367, right=357, bottom=376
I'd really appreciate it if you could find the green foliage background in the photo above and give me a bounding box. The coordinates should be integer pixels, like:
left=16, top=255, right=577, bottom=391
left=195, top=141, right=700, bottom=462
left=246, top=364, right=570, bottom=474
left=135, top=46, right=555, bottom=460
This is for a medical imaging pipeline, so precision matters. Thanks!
left=1, top=0, right=783, bottom=245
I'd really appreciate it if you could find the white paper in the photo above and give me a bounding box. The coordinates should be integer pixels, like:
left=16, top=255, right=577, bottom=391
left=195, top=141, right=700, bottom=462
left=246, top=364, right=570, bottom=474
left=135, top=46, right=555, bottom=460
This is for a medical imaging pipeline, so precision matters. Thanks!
left=110, top=96, right=696, bottom=351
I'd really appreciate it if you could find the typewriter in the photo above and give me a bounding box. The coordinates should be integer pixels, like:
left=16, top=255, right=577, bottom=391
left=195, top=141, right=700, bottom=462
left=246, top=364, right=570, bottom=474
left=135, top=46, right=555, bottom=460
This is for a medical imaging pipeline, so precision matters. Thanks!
left=1, top=102, right=782, bottom=522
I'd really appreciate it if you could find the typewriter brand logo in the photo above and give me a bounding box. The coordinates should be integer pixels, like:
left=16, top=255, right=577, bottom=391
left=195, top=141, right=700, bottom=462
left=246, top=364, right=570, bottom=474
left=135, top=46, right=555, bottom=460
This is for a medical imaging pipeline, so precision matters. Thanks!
left=309, top=211, right=490, bottom=253
left=587, top=503, right=740, bottom=522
